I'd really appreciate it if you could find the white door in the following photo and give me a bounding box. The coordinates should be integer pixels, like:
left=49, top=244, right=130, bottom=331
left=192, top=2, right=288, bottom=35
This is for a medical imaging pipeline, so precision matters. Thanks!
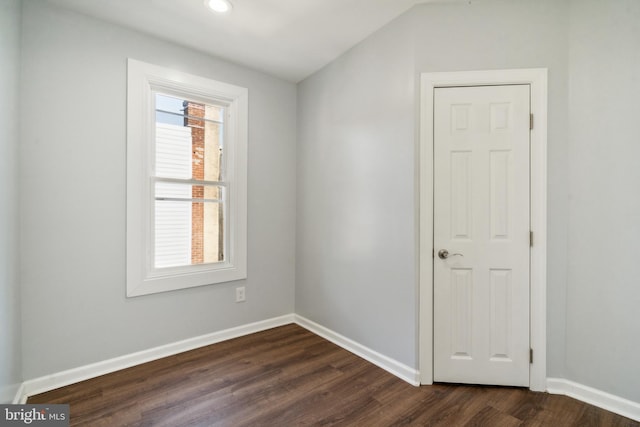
left=433, top=85, right=530, bottom=387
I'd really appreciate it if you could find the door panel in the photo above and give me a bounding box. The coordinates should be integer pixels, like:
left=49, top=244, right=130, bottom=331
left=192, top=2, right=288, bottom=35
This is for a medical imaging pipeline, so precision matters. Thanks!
left=433, top=85, right=530, bottom=387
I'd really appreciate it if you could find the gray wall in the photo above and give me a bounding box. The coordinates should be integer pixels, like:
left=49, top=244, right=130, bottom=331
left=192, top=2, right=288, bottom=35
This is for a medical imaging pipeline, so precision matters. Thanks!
left=297, top=0, right=640, bottom=404
left=20, top=0, right=296, bottom=379
left=0, top=0, right=23, bottom=403
left=565, top=0, right=640, bottom=402
left=299, top=0, right=640, bottom=404
left=297, top=0, right=569, bottom=374
left=12, top=0, right=640, bottom=407
left=411, top=0, right=571, bottom=380
left=297, top=11, right=417, bottom=366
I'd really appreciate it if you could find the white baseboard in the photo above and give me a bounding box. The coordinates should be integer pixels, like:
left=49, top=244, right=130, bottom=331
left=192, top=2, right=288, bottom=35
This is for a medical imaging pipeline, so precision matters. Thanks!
left=18, top=314, right=295, bottom=402
left=12, top=383, right=26, bottom=404
left=547, top=377, right=640, bottom=422
left=14, top=315, right=640, bottom=424
left=294, top=314, right=420, bottom=386
left=15, top=312, right=419, bottom=404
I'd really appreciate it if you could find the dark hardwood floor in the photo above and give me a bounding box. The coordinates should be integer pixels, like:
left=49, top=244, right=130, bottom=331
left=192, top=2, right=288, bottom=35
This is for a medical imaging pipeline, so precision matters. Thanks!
left=29, top=324, right=638, bottom=426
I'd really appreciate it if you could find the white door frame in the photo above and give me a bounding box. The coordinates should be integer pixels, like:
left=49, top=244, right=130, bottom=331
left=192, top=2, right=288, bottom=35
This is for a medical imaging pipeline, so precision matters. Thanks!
left=419, top=69, right=548, bottom=392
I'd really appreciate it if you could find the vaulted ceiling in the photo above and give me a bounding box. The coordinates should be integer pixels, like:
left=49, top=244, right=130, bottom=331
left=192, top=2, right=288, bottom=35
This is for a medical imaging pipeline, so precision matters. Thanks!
left=44, top=0, right=445, bottom=82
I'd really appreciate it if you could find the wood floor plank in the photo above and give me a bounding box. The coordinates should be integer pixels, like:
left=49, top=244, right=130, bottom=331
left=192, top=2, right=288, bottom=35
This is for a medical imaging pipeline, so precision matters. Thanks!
left=28, top=324, right=640, bottom=426
left=465, top=406, right=522, bottom=427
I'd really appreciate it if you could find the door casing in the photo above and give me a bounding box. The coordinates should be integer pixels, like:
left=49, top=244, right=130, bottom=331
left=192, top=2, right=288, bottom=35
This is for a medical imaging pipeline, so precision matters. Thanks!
left=418, top=69, right=548, bottom=391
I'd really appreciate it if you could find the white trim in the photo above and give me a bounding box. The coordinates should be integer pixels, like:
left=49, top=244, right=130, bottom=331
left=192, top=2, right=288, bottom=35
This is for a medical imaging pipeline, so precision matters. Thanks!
left=419, top=69, right=548, bottom=391
left=294, top=315, right=420, bottom=386
left=547, top=378, right=640, bottom=422
left=11, top=312, right=640, bottom=424
left=15, top=313, right=420, bottom=403
left=12, top=383, right=26, bottom=404
left=17, top=314, right=294, bottom=402
left=126, top=58, right=248, bottom=297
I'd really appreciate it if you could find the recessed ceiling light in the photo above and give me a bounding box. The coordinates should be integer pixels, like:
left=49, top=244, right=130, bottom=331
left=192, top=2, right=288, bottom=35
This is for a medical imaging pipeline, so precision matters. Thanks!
left=205, top=0, right=233, bottom=14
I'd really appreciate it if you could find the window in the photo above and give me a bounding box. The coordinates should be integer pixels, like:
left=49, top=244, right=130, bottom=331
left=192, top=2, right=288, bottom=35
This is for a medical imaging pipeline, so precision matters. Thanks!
left=127, top=59, right=247, bottom=297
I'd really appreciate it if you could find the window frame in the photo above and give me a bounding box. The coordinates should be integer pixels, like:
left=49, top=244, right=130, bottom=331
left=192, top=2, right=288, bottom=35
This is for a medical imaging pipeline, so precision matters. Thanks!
left=126, top=59, right=248, bottom=297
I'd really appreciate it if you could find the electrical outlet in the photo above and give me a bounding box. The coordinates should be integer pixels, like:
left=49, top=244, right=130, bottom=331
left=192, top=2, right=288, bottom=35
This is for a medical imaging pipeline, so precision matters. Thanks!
left=235, top=286, right=246, bottom=303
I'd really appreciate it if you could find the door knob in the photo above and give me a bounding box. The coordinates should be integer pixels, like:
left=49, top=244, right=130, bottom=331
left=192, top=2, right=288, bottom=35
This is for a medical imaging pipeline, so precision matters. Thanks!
left=438, top=249, right=463, bottom=259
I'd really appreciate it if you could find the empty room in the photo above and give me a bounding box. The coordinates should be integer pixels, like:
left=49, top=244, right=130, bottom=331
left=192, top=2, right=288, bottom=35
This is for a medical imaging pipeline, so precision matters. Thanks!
left=1, top=0, right=639, bottom=425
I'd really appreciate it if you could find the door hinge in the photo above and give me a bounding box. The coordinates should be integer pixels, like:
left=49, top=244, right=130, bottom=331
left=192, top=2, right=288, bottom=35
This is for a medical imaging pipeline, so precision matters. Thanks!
left=530, top=231, right=533, bottom=247
left=530, top=348, right=534, bottom=364
left=530, top=114, right=534, bottom=130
